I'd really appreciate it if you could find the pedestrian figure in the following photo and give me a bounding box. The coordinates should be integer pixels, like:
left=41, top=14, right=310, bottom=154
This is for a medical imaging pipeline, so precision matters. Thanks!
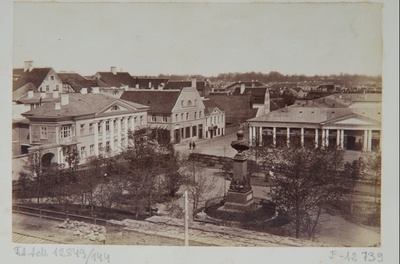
left=189, top=141, right=192, bottom=150
left=192, top=141, right=196, bottom=150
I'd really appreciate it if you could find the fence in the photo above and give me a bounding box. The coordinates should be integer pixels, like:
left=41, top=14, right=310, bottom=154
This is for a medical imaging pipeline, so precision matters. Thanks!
left=188, top=152, right=231, bottom=167
left=12, top=204, right=107, bottom=226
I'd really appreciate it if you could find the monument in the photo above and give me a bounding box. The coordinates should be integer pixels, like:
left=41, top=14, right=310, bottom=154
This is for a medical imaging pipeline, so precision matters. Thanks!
left=219, top=129, right=255, bottom=212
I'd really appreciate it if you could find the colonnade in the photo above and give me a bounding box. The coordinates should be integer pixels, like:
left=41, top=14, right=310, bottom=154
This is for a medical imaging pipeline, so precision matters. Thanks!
left=249, top=125, right=375, bottom=151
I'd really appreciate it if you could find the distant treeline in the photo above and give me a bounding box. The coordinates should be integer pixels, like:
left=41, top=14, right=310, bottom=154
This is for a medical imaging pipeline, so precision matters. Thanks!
left=157, top=71, right=382, bottom=86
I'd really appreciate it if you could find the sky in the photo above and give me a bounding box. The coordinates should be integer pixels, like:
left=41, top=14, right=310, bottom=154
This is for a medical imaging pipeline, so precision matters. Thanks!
left=13, top=2, right=383, bottom=77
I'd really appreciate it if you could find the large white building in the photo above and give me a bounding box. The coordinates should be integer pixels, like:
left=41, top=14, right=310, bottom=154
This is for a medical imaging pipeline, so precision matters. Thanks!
left=21, top=88, right=149, bottom=167
left=247, top=93, right=381, bottom=151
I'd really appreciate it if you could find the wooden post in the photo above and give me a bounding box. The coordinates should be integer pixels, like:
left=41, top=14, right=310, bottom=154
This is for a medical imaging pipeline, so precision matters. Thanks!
left=184, top=191, right=189, bottom=246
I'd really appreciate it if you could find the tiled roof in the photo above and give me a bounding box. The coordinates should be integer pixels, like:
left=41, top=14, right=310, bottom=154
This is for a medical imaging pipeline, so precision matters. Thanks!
left=22, top=93, right=148, bottom=119
left=58, top=73, right=98, bottom=92
left=248, top=107, right=381, bottom=124
left=164, top=80, right=206, bottom=91
left=16, top=92, right=58, bottom=104
left=131, top=77, right=169, bottom=89
left=225, top=81, right=265, bottom=90
left=96, top=72, right=136, bottom=87
left=120, top=90, right=181, bottom=114
left=207, top=94, right=257, bottom=124
left=203, top=100, right=224, bottom=115
left=13, top=68, right=52, bottom=91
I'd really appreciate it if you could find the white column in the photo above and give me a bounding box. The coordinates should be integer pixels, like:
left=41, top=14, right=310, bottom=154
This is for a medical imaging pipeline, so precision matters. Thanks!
left=321, top=129, right=326, bottom=148
left=94, top=121, right=99, bottom=156
left=248, top=126, right=253, bottom=146
left=102, top=120, right=107, bottom=148
left=273, top=127, right=276, bottom=146
left=368, top=130, right=373, bottom=151
left=286, top=127, right=290, bottom=146
left=109, top=119, right=114, bottom=153
left=340, top=130, right=345, bottom=149
left=131, top=116, right=135, bottom=131
left=124, top=117, right=128, bottom=147
left=117, top=118, right=122, bottom=151
left=315, top=128, right=319, bottom=148
left=325, top=129, right=329, bottom=147
left=259, top=126, right=263, bottom=145
left=301, top=128, right=304, bottom=146
left=252, top=126, right=256, bottom=145
left=363, top=130, right=368, bottom=151
left=336, top=129, right=340, bottom=148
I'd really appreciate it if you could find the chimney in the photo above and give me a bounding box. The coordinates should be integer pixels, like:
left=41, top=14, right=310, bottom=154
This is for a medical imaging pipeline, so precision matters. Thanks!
left=240, top=83, right=245, bottom=94
left=80, top=88, right=88, bottom=94
left=148, top=81, right=152, bottom=89
left=55, top=102, right=61, bottom=110
left=24, top=61, right=33, bottom=72
left=40, top=92, right=46, bottom=98
left=61, top=93, right=69, bottom=105
left=191, top=78, right=196, bottom=88
left=28, top=90, right=33, bottom=98
left=53, top=91, right=59, bottom=98
left=251, top=80, right=255, bottom=88
left=111, top=66, right=117, bottom=75
left=135, top=84, right=139, bottom=89
left=92, top=87, right=100, bottom=94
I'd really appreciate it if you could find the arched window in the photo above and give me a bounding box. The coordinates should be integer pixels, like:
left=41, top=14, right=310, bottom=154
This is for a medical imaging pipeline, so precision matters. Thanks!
left=111, top=105, right=120, bottom=111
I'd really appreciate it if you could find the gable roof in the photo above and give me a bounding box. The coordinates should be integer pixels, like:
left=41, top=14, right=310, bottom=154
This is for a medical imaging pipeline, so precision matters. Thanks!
left=203, top=100, right=224, bottom=115
left=58, top=73, right=98, bottom=92
left=13, top=68, right=52, bottom=91
left=207, top=94, right=257, bottom=124
left=22, top=93, right=148, bottom=120
left=120, top=90, right=181, bottom=114
left=96, top=72, right=136, bottom=87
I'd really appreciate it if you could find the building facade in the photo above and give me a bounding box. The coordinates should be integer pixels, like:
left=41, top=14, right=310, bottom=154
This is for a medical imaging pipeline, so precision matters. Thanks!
left=247, top=93, right=381, bottom=151
left=21, top=90, right=149, bottom=167
left=121, top=87, right=206, bottom=144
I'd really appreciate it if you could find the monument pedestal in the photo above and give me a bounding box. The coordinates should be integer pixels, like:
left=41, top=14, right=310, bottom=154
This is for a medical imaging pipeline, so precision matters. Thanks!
left=219, top=189, right=255, bottom=212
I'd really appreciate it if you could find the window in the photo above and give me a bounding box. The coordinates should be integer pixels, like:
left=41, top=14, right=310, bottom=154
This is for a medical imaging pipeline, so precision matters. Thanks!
left=186, top=113, right=189, bottom=120
left=140, top=116, right=143, bottom=125
left=106, top=121, right=110, bottom=131
left=106, top=141, right=110, bottom=152
left=162, top=115, right=168, bottom=122
left=111, top=105, right=120, bottom=111
left=46, top=85, right=50, bottom=92
left=199, top=111, right=202, bottom=118
left=40, top=127, right=47, bottom=139
left=194, top=112, right=197, bottom=119
left=152, top=115, right=157, bottom=122
left=187, top=100, right=192, bottom=106
left=181, top=113, right=184, bottom=121
left=98, top=143, right=103, bottom=152
left=60, top=125, right=71, bottom=138
left=194, top=99, right=197, bottom=106
left=50, top=75, right=54, bottom=80
left=98, top=122, right=102, bottom=133
left=56, top=85, right=59, bottom=91
left=218, top=116, right=220, bottom=123
left=89, top=145, right=94, bottom=156
left=114, top=120, right=118, bottom=131
left=89, top=123, right=94, bottom=134
left=175, top=114, right=178, bottom=122
left=181, top=100, right=184, bottom=106
left=80, top=124, right=85, bottom=135
left=80, top=146, right=86, bottom=158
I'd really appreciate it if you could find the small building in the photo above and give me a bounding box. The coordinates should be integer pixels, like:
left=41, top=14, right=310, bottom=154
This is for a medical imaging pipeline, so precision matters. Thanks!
left=13, top=61, right=63, bottom=101
left=203, top=100, right=225, bottom=139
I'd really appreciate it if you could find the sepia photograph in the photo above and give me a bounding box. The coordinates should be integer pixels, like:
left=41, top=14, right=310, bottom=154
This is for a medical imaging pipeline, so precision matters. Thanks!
left=1, top=0, right=398, bottom=263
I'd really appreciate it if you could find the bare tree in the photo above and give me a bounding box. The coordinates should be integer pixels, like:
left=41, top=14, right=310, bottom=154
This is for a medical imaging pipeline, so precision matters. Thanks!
left=266, top=145, right=346, bottom=239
